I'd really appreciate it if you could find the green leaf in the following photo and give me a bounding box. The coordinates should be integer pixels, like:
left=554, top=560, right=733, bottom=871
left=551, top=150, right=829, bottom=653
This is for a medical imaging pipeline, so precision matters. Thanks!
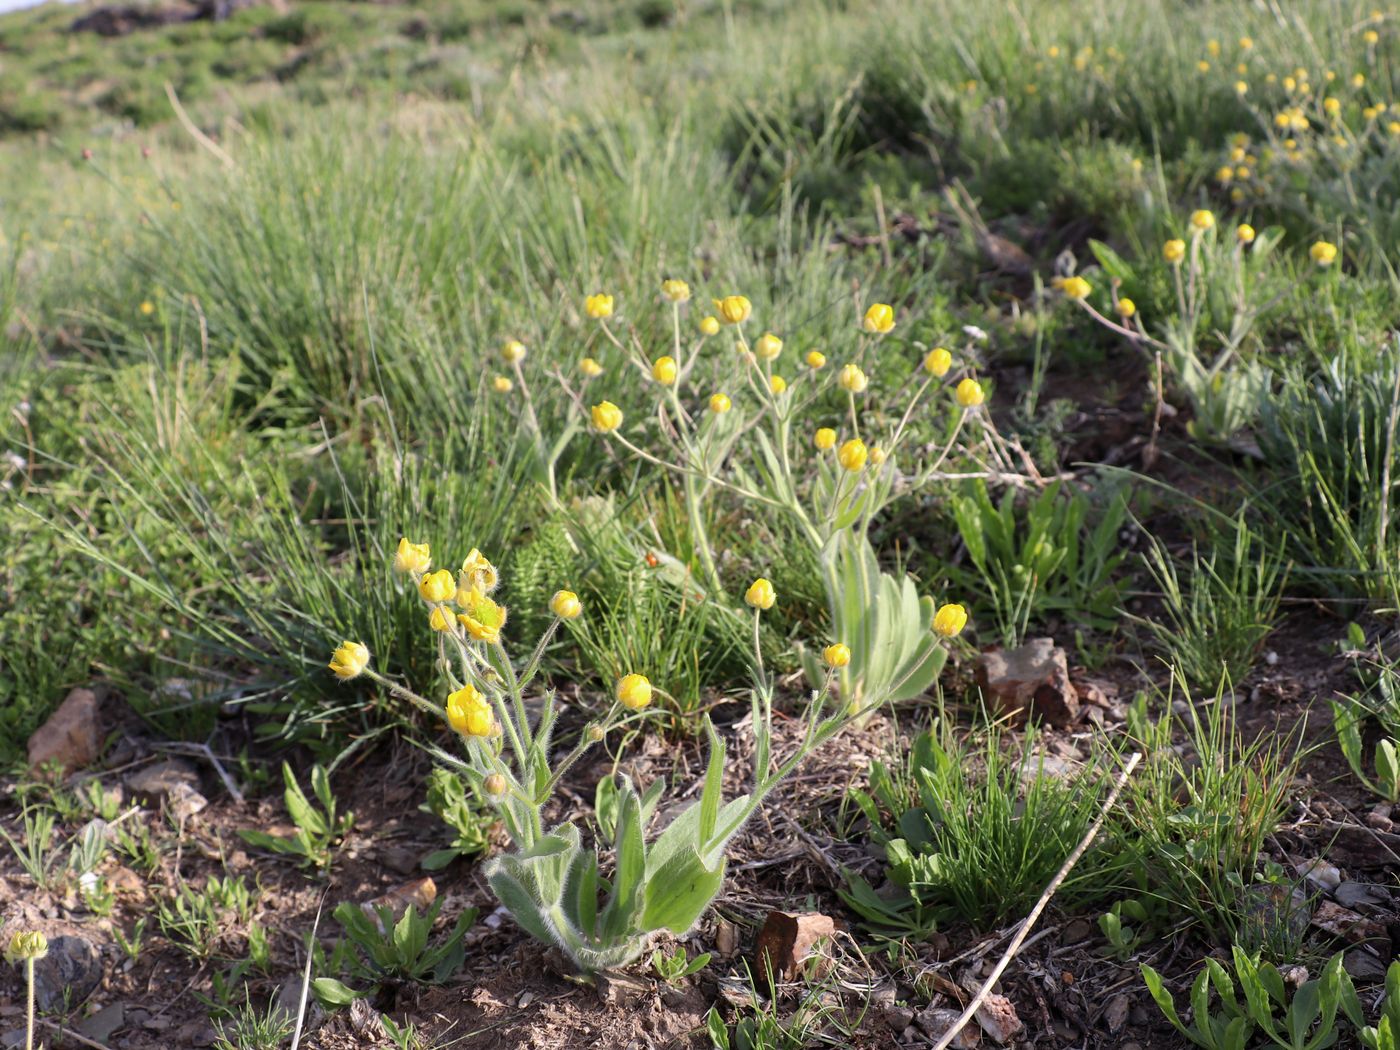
left=312, top=977, right=362, bottom=1008
left=641, top=845, right=725, bottom=934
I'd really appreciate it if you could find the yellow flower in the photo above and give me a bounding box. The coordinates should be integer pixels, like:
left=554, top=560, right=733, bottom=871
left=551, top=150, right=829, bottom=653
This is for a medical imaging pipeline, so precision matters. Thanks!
left=580, top=357, right=604, bottom=378
left=1217, top=165, right=1235, bottom=184
left=1116, top=298, right=1136, bottom=319
left=754, top=332, right=783, bottom=361
left=139, top=300, right=155, bottom=316
left=837, top=364, right=868, bottom=393
left=955, top=378, right=985, bottom=408
left=502, top=340, right=527, bottom=364
left=814, top=427, right=837, bottom=450
left=1163, top=239, right=1187, bottom=264
left=924, top=348, right=952, bottom=377
left=745, top=577, right=776, bottom=610
left=1239, top=35, right=1253, bottom=49
left=769, top=374, right=788, bottom=395
left=652, top=356, right=678, bottom=385
left=1190, top=209, right=1215, bottom=231
left=447, top=684, right=494, bottom=737
left=418, top=569, right=455, bottom=604
left=429, top=606, right=456, bottom=632
left=805, top=350, right=827, bottom=370
left=661, top=279, right=691, bottom=303
left=550, top=590, right=582, bottom=619
left=492, top=375, right=513, bottom=393
left=328, top=641, right=370, bottom=680
left=822, top=643, right=851, bottom=668
left=1235, top=81, right=1249, bottom=96
left=837, top=438, right=868, bottom=471
left=591, top=400, right=623, bottom=432
left=1061, top=275, right=1091, bottom=300
left=932, top=603, right=969, bottom=638
left=394, top=538, right=432, bottom=574
left=1236, top=223, right=1256, bottom=244
left=709, top=393, right=732, bottom=414
left=1324, top=96, right=1341, bottom=117
left=457, top=588, right=507, bottom=644
left=1365, top=29, right=1380, bottom=44
left=4, top=931, right=48, bottom=964
left=1207, top=38, right=1220, bottom=57
left=1352, top=73, right=1366, bottom=88
left=699, top=316, right=721, bottom=336
left=615, top=673, right=653, bottom=710
left=1310, top=240, right=1338, bottom=267
left=862, top=303, right=896, bottom=334
left=713, top=295, right=752, bottom=325
left=869, top=447, right=887, bottom=466
left=585, top=293, right=614, bottom=319
left=459, top=548, right=500, bottom=593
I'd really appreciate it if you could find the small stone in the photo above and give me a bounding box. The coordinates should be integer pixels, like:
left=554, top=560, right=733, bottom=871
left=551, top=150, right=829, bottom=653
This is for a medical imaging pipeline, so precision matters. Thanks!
left=976, top=639, right=1080, bottom=727
left=975, top=993, right=1023, bottom=1045
left=33, top=934, right=103, bottom=1012
left=1335, top=881, right=1390, bottom=909
left=1103, top=994, right=1129, bottom=1034
left=915, top=1006, right=980, bottom=1048
left=595, top=970, right=650, bottom=1006
left=753, top=911, right=835, bottom=985
left=76, top=1002, right=125, bottom=1043
left=1312, top=900, right=1387, bottom=945
left=1344, top=949, right=1390, bottom=980
left=381, top=847, right=420, bottom=877
left=714, top=918, right=738, bottom=956
left=126, top=760, right=201, bottom=803
left=1365, top=804, right=1394, bottom=831
left=167, top=782, right=208, bottom=822
left=28, top=687, right=103, bottom=773
left=882, top=1004, right=916, bottom=1033
left=1294, top=857, right=1342, bottom=894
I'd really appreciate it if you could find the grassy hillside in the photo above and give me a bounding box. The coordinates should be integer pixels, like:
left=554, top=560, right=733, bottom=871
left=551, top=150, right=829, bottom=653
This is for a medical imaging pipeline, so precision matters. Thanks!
left=3, top=0, right=1400, bottom=1046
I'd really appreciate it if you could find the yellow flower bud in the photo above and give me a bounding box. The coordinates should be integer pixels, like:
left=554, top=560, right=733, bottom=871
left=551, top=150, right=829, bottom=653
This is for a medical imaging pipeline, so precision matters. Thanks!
left=429, top=606, right=456, bottom=632
left=447, top=684, right=494, bottom=737
left=1061, top=276, right=1091, bottom=300
left=837, top=438, right=868, bottom=471
left=139, top=300, right=155, bottom=316
left=483, top=773, right=507, bottom=798
left=580, top=357, right=604, bottom=377
left=699, top=316, right=720, bottom=336
left=924, top=348, right=952, bottom=377
left=652, top=356, right=678, bottom=385
left=709, top=393, right=732, bottom=414
left=328, top=641, right=370, bottom=680
left=1116, top=298, right=1136, bottom=319
left=933, top=603, right=969, bottom=638
left=837, top=364, right=868, bottom=393
left=862, top=303, right=896, bottom=334
left=4, top=931, right=48, bottom=964
left=754, top=332, right=783, bottom=361
left=585, top=293, right=614, bottom=319
left=823, top=643, right=851, bottom=668
left=502, top=340, right=527, bottom=364
left=1365, top=29, right=1380, bottom=44
left=1310, top=240, right=1338, bottom=266
left=814, top=427, right=837, bottom=450
left=418, top=569, right=455, bottom=603
left=769, top=374, right=787, bottom=395
left=460, top=548, right=500, bottom=593
left=869, top=446, right=887, bottom=466
left=1236, top=223, right=1256, bottom=244
left=713, top=295, right=752, bottom=325
left=744, top=577, right=776, bottom=610
left=955, top=378, right=985, bottom=408
left=615, top=673, right=653, bottom=710
left=591, top=400, right=623, bottom=432
left=394, top=538, right=432, bottom=574
left=661, top=279, right=691, bottom=303
left=805, top=350, right=827, bottom=369
left=587, top=725, right=606, bottom=742
left=492, top=375, right=513, bottom=393
left=1190, top=209, right=1215, bottom=231
left=1163, top=239, right=1187, bottom=264
left=550, top=590, right=582, bottom=619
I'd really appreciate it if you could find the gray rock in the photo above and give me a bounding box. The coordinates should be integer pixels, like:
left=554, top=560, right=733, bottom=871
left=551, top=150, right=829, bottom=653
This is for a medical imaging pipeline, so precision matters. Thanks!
left=28, top=687, right=103, bottom=773
left=34, top=933, right=102, bottom=1011
left=76, top=1002, right=125, bottom=1043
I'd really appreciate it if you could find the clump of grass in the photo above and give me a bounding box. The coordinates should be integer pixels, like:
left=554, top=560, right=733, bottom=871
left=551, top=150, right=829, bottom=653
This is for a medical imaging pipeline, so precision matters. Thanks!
left=1132, top=513, right=1287, bottom=690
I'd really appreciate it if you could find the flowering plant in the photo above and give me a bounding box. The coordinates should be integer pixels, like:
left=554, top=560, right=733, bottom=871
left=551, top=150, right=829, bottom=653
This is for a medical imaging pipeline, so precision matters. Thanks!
left=573, top=286, right=985, bottom=709
left=331, top=542, right=963, bottom=973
